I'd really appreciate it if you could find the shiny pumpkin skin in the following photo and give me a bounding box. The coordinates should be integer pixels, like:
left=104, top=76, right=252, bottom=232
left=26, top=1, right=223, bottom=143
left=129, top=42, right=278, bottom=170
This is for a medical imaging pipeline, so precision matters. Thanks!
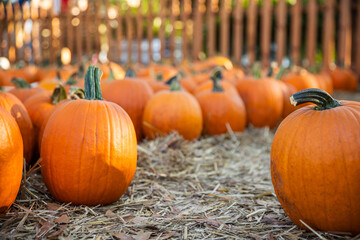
left=41, top=99, right=137, bottom=205
left=102, top=78, right=154, bottom=141
left=236, top=78, right=283, bottom=128
left=9, top=87, right=46, bottom=103
left=329, top=68, right=358, bottom=92
left=271, top=101, right=360, bottom=234
left=143, top=90, right=203, bottom=140
left=0, top=92, right=34, bottom=164
left=0, top=107, right=23, bottom=213
left=195, top=90, right=247, bottom=135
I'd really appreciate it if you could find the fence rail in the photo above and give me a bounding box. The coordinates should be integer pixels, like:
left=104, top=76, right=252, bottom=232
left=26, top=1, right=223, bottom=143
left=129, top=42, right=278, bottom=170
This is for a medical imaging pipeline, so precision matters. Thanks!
left=0, top=0, right=360, bottom=74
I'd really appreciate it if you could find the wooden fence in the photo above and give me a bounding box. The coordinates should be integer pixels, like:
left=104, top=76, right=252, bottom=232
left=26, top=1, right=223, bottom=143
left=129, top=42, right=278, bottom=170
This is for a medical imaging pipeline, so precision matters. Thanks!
left=1, top=0, right=360, bottom=74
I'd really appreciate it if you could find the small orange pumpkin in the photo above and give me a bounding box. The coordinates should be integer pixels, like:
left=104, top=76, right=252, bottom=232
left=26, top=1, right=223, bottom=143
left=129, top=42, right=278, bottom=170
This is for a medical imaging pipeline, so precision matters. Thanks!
left=329, top=67, right=358, bottom=92
left=41, top=66, right=137, bottom=205
left=195, top=73, right=247, bottom=135
left=103, top=69, right=154, bottom=141
left=143, top=76, right=203, bottom=140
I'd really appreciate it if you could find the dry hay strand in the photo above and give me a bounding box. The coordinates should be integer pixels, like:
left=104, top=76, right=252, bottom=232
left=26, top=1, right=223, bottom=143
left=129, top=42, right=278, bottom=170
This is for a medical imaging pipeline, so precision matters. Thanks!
left=0, top=127, right=357, bottom=240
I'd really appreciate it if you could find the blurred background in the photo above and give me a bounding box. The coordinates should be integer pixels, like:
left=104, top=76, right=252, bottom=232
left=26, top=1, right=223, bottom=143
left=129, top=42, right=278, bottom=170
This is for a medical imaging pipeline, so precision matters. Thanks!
left=0, top=0, right=359, bottom=74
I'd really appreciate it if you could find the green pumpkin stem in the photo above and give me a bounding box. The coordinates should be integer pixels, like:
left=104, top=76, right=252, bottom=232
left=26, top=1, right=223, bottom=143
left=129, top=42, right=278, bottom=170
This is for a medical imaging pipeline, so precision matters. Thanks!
left=275, top=66, right=287, bottom=80
left=51, top=84, right=68, bottom=105
left=252, top=63, right=262, bottom=79
left=78, top=64, right=85, bottom=78
left=69, top=86, right=85, bottom=100
left=125, top=68, right=136, bottom=78
left=56, top=71, right=62, bottom=81
left=11, top=78, right=31, bottom=89
left=210, top=68, right=223, bottom=92
left=66, top=72, right=79, bottom=85
left=84, top=65, right=103, bottom=100
left=166, top=75, right=181, bottom=91
left=290, top=88, right=341, bottom=111
left=156, top=73, right=163, bottom=81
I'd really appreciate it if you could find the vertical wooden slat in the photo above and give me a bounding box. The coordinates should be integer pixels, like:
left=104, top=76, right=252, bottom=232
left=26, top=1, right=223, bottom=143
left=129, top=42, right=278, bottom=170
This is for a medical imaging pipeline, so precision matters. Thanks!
left=14, top=3, right=21, bottom=62
left=207, top=0, right=217, bottom=57
left=169, top=0, right=178, bottom=63
left=181, top=0, right=190, bottom=61
left=147, top=1, right=153, bottom=63
left=290, top=0, right=302, bottom=65
left=159, top=0, right=166, bottom=61
left=338, top=0, right=351, bottom=66
left=126, top=6, right=133, bottom=63
left=76, top=12, right=83, bottom=63
left=261, top=0, right=272, bottom=68
left=105, top=2, right=113, bottom=61
left=136, top=2, right=143, bottom=64
left=0, top=4, right=6, bottom=58
left=232, top=0, right=243, bottom=65
left=355, top=1, right=360, bottom=75
left=193, top=0, right=205, bottom=60
left=247, top=0, right=258, bottom=64
left=94, top=1, right=101, bottom=53
left=276, top=0, right=287, bottom=65
left=220, top=0, right=231, bottom=57
left=306, top=0, right=317, bottom=66
left=116, top=2, right=123, bottom=63
left=322, top=0, right=335, bottom=70
left=66, top=7, right=73, bottom=59
left=85, top=5, right=92, bottom=58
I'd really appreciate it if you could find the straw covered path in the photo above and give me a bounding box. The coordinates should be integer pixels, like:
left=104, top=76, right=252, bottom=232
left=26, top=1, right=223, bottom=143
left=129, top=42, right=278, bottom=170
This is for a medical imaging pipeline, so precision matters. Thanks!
left=0, top=91, right=359, bottom=239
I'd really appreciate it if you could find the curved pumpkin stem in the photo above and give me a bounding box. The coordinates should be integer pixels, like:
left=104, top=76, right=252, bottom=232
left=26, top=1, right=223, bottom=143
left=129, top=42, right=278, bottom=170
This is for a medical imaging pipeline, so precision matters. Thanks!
left=210, top=68, right=223, bottom=92
left=11, top=78, right=31, bottom=89
left=84, top=65, right=103, bottom=100
left=290, top=88, right=341, bottom=110
left=69, top=86, right=85, bottom=100
left=51, top=84, right=68, bottom=105
left=275, top=66, right=287, bottom=80
left=156, top=73, right=163, bottom=81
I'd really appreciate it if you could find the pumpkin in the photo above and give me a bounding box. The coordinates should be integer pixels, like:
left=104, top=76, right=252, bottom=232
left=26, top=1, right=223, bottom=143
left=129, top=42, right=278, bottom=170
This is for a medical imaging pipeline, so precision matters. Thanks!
left=24, top=85, right=68, bottom=160
left=102, top=69, right=154, bottom=140
left=281, top=68, right=319, bottom=91
left=329, top=67, right=358, bottom=92
left=195, top=72, right=247, bottom=135
left=143, top=76, right=203, bottom=140
left=0, top=91, right=35, bottom=164
left=0, top=65, right=37, bottom=86
left=236, top=77, right=283, bottom=128
left=38, top=71, right=65, bottom=91
left=0, top=107, right=23, bottom=213
left=271, top=88, right=360, bottom=234
left=41, top=66, right=137, bottom=205
left=8, top=78, right=46, bottom=103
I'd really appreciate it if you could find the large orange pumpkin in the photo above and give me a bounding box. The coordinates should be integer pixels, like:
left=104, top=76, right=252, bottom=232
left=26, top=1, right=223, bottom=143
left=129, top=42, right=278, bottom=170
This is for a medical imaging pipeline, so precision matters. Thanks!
left=143, top=77, right=203, bottom=140
left=8, top=78, right=46, bottom=103
left=0, top=107, right=23, bottom=213
left=271, top=88, right=360, bottom=234
left=195, top=74, right=247, bottom=135
left=103, top=69, right=154, bottom=141
left=0, top=92, right=34, bottom=164
left=236, top=77, right=283, bottom=128
left=41, top=66, right=137, bottom=205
